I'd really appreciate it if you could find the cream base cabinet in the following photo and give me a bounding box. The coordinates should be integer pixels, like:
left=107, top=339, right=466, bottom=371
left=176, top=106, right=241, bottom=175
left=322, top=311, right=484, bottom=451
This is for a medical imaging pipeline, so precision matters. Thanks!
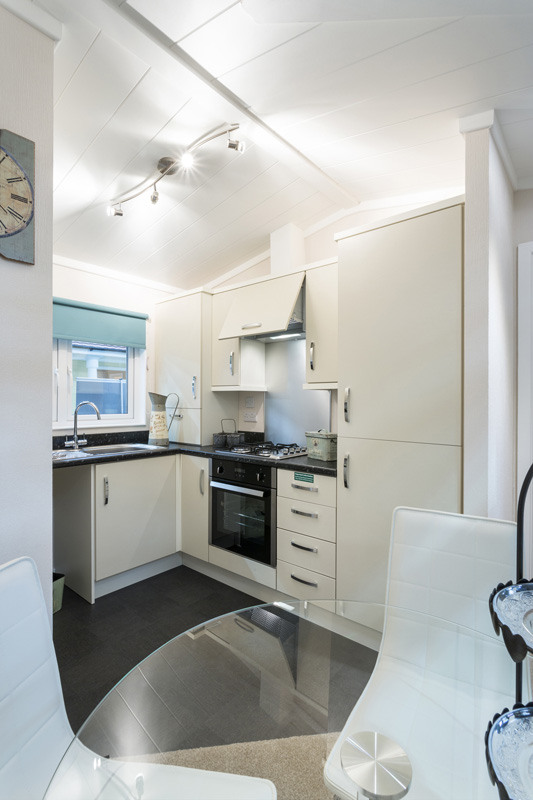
left=95, top=458, right=176, bottom=581
left=304, top=263, right=338, bottom=386
left=181, top=455, right=209, bottom=561
left=155, top=291, right=238, bottom=444
left=336, top=437, right=462, bottom=606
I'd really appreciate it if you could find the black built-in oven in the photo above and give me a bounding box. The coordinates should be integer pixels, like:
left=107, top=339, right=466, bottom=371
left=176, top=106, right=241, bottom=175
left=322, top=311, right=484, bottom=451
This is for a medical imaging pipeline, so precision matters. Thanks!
left=210, top=457, right=276, bottom=567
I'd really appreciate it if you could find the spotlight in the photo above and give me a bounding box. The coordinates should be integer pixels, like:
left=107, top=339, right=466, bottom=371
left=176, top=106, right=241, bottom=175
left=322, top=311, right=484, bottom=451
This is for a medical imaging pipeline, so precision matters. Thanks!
left=150, top=188, right=159, bottom=204
left=106, top=204, right=123, bottom=217
left=181, top=151, right=194, bottom=169
left=227, top=137, right=245, bottom=152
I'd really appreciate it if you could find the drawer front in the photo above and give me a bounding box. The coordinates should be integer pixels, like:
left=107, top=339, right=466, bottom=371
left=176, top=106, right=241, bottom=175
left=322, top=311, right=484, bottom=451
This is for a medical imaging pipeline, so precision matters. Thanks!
left=277, top=529, right=336, bottom=578
left=277, top=469, right=336, bottom=507
left=277, top=559, right=336, bottom=600
left=277, top=496, right=336, bottom=542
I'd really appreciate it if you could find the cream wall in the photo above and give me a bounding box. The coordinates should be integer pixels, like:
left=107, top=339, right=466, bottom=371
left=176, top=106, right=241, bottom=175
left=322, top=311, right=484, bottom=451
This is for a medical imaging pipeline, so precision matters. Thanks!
left=53, top=259, right=177, bottom=431
left=0, top=8, right=54, bottom=610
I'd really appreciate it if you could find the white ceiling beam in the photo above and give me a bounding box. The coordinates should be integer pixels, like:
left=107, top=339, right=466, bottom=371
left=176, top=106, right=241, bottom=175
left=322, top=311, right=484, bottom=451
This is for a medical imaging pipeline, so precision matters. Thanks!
left=0, top=0, right=62, bottom=40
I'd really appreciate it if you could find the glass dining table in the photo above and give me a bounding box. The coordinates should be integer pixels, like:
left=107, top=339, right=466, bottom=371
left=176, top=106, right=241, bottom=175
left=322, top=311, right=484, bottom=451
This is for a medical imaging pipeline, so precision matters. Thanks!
left=43, top=600, right=518, bottom=800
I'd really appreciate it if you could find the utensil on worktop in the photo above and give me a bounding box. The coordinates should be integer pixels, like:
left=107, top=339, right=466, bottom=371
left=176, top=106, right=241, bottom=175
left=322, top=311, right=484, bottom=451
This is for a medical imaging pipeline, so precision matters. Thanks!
left=148, top=392, right=180, bottom=446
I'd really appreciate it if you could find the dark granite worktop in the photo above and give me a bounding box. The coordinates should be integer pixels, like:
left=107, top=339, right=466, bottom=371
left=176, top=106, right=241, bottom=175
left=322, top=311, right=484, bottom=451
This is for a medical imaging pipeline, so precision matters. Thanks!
left=52, top=431, right=337, bottom=477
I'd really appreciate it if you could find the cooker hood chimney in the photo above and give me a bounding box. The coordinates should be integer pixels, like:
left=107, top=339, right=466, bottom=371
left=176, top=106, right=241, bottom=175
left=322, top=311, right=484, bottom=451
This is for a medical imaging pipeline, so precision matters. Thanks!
left=217, top=225, right=306, bottom=342
left=260, top=224, right=306, bottom=342
left=270, top=223, right=305, bottom=275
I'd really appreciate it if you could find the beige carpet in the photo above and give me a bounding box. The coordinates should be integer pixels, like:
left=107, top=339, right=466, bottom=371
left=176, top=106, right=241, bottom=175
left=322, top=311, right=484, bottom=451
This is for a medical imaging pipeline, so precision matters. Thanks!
left=134, top=733, right=339, bottom=800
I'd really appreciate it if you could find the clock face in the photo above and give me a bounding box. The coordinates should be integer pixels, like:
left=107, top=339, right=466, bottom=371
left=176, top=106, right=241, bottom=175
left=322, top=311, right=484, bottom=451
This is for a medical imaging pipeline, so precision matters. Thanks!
left=0, top=145, right=34, bottom=237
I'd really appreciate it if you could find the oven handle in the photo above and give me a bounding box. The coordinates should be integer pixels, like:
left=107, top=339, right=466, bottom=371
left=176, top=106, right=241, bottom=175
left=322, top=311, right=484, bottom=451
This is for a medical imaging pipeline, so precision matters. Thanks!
left=210, top=480, right=266, bottom=498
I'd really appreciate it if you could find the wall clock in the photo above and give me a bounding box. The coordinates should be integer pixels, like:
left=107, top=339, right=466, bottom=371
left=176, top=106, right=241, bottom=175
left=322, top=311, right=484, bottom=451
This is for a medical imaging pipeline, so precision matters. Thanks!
left=0, top=129, right=35, bottom=265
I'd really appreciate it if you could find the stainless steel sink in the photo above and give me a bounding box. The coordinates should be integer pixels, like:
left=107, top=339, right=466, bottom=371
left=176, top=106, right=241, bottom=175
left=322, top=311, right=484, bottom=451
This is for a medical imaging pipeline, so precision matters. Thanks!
left=81, top=443, right=167, bottom=455
left=52, top=449, right=90, bottom=461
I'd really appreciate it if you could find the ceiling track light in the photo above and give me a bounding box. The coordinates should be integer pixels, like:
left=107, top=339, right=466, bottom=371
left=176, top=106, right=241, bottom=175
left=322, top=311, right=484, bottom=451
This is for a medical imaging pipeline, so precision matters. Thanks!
left=106, top=123, right=244, bottom=218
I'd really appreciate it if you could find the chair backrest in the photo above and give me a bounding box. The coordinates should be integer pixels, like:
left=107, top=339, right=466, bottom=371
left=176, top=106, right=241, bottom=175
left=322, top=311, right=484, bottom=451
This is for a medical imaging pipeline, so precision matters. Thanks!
left=324, top=507, right=518, bottom=800
left=0, top=557, right=73, bottom=800
left=386, top=506, right=516, bottom=636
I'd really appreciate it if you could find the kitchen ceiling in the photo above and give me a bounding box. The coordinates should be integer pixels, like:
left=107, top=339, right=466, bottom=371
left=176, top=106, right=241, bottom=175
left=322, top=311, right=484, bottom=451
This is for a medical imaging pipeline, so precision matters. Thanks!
left=33, top=0, right=533, bottom=289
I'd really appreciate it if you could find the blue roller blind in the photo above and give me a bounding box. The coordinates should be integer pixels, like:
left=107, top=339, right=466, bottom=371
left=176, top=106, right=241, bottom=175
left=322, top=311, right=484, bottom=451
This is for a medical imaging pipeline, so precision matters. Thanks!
left=53, top=298, right=148, bottom=349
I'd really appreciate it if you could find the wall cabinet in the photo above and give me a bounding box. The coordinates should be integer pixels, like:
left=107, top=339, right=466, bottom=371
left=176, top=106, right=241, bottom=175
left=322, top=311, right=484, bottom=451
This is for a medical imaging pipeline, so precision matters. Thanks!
left=181, top=455, right=209, bottom=561
left=211, top=290, right=266, bottom=390
left=95, top=457, right=176, bottom=580
left=337, top=205, right=463, bottom=445
left=155, top=291, right=237, bottom=444
left=336, top=202, right=464, bottom=607
left=304, top=263, right=338, bottom=386
left=276, top=469, right=337, bottom=609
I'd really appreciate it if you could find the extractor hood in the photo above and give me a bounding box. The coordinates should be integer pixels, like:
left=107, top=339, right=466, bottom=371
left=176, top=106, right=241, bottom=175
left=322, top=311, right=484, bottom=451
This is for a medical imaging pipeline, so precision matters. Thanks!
left=217, top=271, right=305, bottom=341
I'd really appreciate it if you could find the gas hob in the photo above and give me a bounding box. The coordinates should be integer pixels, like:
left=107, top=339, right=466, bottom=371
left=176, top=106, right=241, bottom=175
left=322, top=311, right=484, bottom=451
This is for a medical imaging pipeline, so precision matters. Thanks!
left=214, top=441, right=307, bottom=461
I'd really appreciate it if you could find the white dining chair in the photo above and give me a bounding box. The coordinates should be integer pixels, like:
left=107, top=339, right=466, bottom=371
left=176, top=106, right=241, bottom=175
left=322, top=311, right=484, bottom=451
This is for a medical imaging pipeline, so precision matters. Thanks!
left=324, top=507, right=517, bottom=800
left=0, top=556, right=276, bottom=800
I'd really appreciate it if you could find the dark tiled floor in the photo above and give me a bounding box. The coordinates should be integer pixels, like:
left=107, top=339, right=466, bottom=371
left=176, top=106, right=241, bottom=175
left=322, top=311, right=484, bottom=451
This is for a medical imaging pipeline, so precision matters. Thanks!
left=52, top=566, right=261, bottom=732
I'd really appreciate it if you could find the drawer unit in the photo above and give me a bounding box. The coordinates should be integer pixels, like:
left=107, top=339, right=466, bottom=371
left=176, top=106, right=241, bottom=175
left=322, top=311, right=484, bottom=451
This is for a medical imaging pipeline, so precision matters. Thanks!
left=277, top=560, right=336, bottom=601
left=276, top=469, right=337, bottom=607
left=277, top=530, right=335, bottom=577
left=278, top=469, right=336, bottom=507
left=277, top=496, right=336, bottom=542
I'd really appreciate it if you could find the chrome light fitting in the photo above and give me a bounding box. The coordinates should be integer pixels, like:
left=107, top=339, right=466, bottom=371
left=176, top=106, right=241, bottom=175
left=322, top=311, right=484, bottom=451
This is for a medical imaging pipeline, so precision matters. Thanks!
left=106, top=124, right=244, bottom=218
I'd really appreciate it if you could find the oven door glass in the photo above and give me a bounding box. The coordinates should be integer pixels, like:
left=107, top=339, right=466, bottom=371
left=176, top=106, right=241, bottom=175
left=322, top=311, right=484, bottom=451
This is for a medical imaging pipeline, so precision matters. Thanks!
left=211, top=482, right=274, bottom=566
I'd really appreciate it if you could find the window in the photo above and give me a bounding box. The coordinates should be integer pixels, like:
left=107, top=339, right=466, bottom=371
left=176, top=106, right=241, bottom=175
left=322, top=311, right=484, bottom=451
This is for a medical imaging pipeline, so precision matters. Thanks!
left=53, top=297, right=148, bottom=429
left=53, top=339, right=146, bottom=428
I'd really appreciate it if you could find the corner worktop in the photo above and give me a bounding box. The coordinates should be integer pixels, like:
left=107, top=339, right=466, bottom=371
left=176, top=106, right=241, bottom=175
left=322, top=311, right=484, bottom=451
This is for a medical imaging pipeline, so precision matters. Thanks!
left=52, top=436, right=337, bottom=477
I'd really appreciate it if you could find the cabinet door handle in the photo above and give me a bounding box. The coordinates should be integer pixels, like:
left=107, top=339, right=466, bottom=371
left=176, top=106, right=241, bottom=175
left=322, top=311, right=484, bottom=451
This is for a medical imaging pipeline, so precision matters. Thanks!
left=344, top=387, right=350, bottom=422
left=343, top=454, right=349, bottom=489
left=291, top=483, right=318, bottom=493
left=229, top=351, right=234, bottom=376
left=192, top=375, right=197, bottom=400
left=291, top=573, right=318, bottom=588
left=242, top=322, right=262, bottom=330
left=104, top=476, right=109, bottom=505
left=199, top=469, right=205, bottom=496
left=309, top=341, right=315, bottom=371
left=234, top=617, right=254, bottom=633
left=291, top=507, right=318, bottom=519
left=291, top=540, right=318, bottom=553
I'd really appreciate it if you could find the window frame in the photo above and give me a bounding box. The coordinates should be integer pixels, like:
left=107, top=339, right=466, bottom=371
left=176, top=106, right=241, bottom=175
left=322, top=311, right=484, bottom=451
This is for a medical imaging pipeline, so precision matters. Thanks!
left=53, top=338, right=146, bottom=430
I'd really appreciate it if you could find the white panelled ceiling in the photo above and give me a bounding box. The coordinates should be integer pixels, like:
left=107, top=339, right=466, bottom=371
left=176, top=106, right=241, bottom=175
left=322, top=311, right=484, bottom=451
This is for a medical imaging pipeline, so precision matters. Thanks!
left=31, top=0, right=533, bottom=288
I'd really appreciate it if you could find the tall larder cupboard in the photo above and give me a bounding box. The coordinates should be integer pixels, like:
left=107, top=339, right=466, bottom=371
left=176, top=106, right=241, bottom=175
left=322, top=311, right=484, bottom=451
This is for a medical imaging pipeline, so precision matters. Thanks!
left=336, top=201, right=464, bottom=607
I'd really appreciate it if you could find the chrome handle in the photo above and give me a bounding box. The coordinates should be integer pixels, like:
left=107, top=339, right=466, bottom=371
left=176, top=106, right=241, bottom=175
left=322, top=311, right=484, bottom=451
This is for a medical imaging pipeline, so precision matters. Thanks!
left=234, top=617, right=254, bottom=633
left=291, top=573, right=318, bottom=588
left=199, top=468, right=205, bottom=496
left=192, top=375, right=197, bottom=400
left=344, top=387, right=350, bottom=422
left=291, top=483, right=318, bottom=493
left=210, top=480, right=266, bottom=498
left=104, top=476, right=109, bottom=505
left=242, top=322, right=262, bottom=330
left=291, top=507, right=318, bottom=519
left=343, top=453, right=349, bottom=489
left=309, top=341, right=315, bottom=371
left=291, top=540, right=318, bottom=553
left=229, top=351, right=234, bottom=376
